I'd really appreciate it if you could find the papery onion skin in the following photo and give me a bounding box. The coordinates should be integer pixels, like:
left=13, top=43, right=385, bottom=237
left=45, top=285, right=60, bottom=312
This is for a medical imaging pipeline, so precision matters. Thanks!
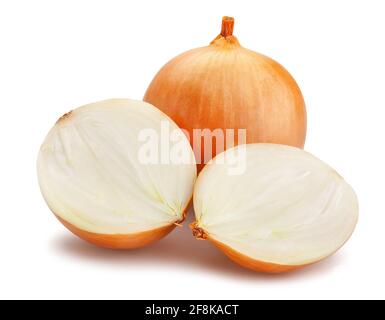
left=38, top=99, right=196, bottom=249
left=206, top=233, right=356, bottom=274
left=190, top=222, right=303, bottom=273
left=57, top=216, right=177, bottom=249
left=144, top=17, right=306, bottom=170
left=212, top=238, right=307, bottom=273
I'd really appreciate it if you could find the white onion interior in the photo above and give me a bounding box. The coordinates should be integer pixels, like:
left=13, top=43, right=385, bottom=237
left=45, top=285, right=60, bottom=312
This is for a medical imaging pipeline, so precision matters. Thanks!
left=193, top=144, right=358, bottom=266
left=37, top=99, right=196, bottom=234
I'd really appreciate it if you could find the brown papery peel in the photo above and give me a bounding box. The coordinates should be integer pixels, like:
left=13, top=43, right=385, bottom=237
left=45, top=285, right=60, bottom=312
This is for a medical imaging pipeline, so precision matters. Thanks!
left=145, top=17, right=307, bottom=171
left=58, top=215, right=177, bottom=249
left=190, top=221, right=306, bottom=273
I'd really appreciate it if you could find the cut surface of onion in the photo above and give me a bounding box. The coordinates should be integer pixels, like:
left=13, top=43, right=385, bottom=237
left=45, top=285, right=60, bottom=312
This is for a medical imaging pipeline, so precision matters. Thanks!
left=192, top=144, right=358, bottom=272
left=37, top=99, right=196, bottom=248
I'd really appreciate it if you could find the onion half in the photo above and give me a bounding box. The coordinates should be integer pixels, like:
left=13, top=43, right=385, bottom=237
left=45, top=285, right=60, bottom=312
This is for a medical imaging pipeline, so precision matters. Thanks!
left=191, top=144, right=358, bottom=273
left=37, top=99, right=197, bottom=249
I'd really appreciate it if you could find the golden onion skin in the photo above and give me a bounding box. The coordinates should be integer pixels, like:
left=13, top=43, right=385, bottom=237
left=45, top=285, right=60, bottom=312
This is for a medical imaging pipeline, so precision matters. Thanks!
left=190, top=222, right=305, bottom=274
left=144, top=17, right=306, bottom=170
left=57, top=215, right=177, bottom=249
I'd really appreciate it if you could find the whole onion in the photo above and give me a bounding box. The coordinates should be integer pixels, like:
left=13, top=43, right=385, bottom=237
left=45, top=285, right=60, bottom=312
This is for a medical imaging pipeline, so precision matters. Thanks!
left=144, top=17, right=307, bottom=170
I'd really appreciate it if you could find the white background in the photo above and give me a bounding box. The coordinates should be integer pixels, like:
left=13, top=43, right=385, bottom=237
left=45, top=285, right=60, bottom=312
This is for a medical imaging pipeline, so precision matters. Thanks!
left=0, top=0, right=384, bottom=300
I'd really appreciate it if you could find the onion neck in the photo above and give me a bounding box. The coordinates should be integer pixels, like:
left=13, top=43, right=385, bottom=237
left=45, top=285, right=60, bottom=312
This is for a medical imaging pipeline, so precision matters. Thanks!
left=221, top=16, right=234, bottom=37
left=210, top=16, right=241, bottom=48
